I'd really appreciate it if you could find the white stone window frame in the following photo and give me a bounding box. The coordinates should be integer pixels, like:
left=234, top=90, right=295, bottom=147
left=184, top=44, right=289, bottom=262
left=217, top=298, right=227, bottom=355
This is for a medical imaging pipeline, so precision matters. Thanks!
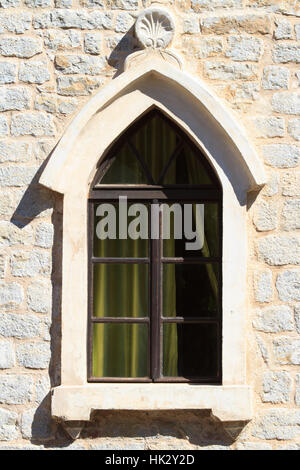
left=40, top=56, right=266, bottom=429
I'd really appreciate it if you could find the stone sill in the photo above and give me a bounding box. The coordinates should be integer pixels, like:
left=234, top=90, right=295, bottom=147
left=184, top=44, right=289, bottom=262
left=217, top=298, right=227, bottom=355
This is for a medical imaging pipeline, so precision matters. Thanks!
left=51, top=384, right=253, bottom=423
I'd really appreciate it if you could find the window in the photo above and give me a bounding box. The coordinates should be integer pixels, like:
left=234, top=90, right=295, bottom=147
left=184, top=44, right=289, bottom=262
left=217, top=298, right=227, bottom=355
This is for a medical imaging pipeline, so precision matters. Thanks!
left=41, top=58, right=260, bottom=425
left=88, top=110, right=222, bottom=383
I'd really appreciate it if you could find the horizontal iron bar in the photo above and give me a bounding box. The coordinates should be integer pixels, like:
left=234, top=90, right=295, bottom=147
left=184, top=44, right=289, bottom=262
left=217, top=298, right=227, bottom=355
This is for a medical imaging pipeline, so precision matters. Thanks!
left=91, top=317, right=150, bottom=323
left=161, top=257, right=220, bottom=263
left=88, top=377, right=152, bottom=383
left=161, top=317, right=219, bottom=323
left=91, top=257, right=150, bottom=264
left=89, top=189, right=221, bottom=200
left=153, top=377, right=222, bottom=384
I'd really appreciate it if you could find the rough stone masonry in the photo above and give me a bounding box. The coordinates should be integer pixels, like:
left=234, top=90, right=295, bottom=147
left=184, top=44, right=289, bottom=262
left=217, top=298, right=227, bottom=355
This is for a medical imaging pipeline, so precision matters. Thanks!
left=0, top=0, right=299, bottom=451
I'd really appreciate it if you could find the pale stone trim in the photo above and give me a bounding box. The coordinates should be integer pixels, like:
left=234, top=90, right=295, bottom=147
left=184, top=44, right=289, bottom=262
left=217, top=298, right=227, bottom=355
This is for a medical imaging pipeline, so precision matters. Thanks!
left=40, top=54, right=266, bottom=424
left=40, top=57, right=265, bottom=194
left=52, top=384, right=253, bottom=423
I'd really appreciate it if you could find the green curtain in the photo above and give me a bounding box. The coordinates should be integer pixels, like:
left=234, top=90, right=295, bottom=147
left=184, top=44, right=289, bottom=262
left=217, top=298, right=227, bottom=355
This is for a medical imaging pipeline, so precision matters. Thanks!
left=92, top=115, right=219, bottom=378
left=93, top=116, right=176, bottom=377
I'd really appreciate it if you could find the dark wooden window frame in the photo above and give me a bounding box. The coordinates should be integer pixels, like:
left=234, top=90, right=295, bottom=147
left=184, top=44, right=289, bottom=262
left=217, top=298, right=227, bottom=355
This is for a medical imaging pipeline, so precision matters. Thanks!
left=87, top=110, right=223, bottom=384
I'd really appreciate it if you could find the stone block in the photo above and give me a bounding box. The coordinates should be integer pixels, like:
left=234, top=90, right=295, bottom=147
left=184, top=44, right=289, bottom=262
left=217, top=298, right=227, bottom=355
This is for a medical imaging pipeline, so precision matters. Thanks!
left=253, top=200, right=278, bottom=231
left=282, top=199, right=300, bottom=231
left=57, top=75, right=102, bottom=96
left=251, top=117, right=285, bottom=138
left=0, top=313, right=42, bottom=339
left=84, top=32, right=101, bottom=54
left=27, top=279, right=52, bottom=314
left=0, top=13, right=31, bottom=34
left=288, top=118, right=300, bottom=141
left=0, top=166, right=37, bottom=187
left=273, top=337, right=300, bottom=365
left=0, top=408, right=18, bottom=441
left=262, top=371, right=291, bottom=403
left=0, top=37, right=42, bottom=58
left=226, top=35, right=263, bottom=61
left=282, top=171, right=300, bottom=196
left=11, top=113, right=55, bottom=137
left=0, top=62, right=16, bottom=84
left=204, top=61, right=257, bottom=80
left=272, top=92, right=300, bottom=115
left=253, top=305, right=294, bottom=333
left=262, top=144, right=300, bottom=168
left=273, top=44, right=300, bottom=64
left=43, top=29, right=81, bottom=51
left=10, top=250, right=51, bottom=277
left=252, top=409, right=300, bottom=440
left=0, top=116, right=8, bottom=136
left=0, top=375, right=33, bottom=404
left=0, top=341, right=15, bottom=369
left=253, top=270, right=273, bottom=302
left=19, top=61, right=50, bottom=84
left=262, top=65, right=289, bottom=89
left=276, top=270, right=300, bottom=301
left=0, top=142, right=31, bottom=163
left=256, top=235, right=300, bottom=266
left=17, top=341, right=51, bottom=369
left=0, top=282, right=23, bottom=309
left=0, top=86, right=30, bottom=112
left=55, top=54, right=104, bottom=75
left=182, top=36, right=223, bottom=59
left=200, top=13, right=270, bottom=34
left=274, top=20, right=293, bottom=40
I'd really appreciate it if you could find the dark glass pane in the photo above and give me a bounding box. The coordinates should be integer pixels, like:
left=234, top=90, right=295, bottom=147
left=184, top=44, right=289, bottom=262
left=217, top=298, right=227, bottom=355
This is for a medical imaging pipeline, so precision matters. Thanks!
left=162, top=144, right=213, bottom=185
left=131, top=114, right=178, bottom=184
left=93, top=264, right=149, bottom=317
left=93, top=323, right=148, bottom=377
left=163, top=263, right=219, bottom=317
left=163, top=203, right=219, bottom=258
left=99, top=143, right=149, bottom=184
left=163, top=323, right=219, bottom=378
left=94, top=203, right=148, bottom=258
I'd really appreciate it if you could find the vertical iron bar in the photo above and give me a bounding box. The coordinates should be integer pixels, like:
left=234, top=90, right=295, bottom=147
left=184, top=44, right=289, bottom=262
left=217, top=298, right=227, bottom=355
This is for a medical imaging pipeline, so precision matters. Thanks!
left=87, top=201, right=94, bottom=379
left=151, top=199, right=160, bottom=380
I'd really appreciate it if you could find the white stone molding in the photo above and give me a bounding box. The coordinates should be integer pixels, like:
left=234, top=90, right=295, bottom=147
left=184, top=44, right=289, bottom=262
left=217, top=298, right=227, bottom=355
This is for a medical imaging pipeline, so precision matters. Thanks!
left=135, top=8, right=175, bottom=49
left=124, top=48, right=183, bottom=71
left=40, top=53, right=266, bottom=427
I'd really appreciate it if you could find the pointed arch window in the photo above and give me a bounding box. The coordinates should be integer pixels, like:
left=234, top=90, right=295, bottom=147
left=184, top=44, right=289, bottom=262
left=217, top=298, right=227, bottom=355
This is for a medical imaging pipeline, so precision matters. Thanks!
left=88, top=110, right=222, bottom=384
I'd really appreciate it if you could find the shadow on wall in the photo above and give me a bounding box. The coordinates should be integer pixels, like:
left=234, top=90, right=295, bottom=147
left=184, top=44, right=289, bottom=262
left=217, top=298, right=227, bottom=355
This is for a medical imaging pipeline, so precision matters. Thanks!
left=41, top=410, right=234, bottom=450
left=107, top=26, right=141, bottom=77
left=10, top=151, right=63, bottom=443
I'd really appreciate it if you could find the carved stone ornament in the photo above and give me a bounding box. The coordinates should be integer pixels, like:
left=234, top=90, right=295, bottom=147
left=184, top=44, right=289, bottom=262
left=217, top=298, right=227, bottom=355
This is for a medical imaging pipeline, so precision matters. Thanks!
left=135, top=8, right=175, bottom=49
left=125, top=7, right=182, bottom=71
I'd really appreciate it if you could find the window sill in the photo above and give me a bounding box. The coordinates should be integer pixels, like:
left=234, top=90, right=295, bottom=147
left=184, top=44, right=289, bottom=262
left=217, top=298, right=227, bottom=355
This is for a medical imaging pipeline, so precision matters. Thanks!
left=51, top=383, right=253, bottom=423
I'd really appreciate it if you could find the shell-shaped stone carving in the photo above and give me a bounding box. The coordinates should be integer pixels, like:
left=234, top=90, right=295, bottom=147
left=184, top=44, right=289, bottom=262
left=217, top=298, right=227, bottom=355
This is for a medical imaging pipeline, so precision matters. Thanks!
left=135, top=8, right=175, bottom=49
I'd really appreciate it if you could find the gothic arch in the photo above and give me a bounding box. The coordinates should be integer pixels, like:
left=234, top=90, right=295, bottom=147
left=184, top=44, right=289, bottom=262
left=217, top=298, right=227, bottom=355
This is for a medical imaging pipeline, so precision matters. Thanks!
left=40, top=57, right=265, bottom=196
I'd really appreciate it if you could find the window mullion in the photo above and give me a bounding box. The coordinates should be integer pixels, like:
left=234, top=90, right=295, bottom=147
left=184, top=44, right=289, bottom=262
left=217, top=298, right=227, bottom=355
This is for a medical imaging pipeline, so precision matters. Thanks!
left=151, top=200, right=161, bottom=380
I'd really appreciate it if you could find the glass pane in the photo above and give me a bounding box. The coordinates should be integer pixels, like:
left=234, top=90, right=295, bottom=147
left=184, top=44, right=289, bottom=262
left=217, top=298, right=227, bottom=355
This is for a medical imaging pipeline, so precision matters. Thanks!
left=163, top=264, right=219, bottom=317
left=162, top=143, right=213, bottom=185
left=99, top=143, right=149, bottom=184
left=163, top=203, right=219, bottom=258
left=93, top=264, right=149, bottom=317
left=131, top=114, right=178, bottom=184
left=93, top=323, right=148, bottom=377
left=94, top=203, right=149, bottom=258
left=163, top=323, right=219, bottom=378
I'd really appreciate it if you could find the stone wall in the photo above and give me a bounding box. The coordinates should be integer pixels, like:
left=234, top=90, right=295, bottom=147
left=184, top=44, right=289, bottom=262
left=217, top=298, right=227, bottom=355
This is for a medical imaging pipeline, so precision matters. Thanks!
left=0, top=0, right=299, bottom=450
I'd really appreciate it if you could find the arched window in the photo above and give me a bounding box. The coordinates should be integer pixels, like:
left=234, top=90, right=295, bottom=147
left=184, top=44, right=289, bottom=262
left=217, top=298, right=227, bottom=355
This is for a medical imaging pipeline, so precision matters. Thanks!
left=88, top=109, right=222, bottom=383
